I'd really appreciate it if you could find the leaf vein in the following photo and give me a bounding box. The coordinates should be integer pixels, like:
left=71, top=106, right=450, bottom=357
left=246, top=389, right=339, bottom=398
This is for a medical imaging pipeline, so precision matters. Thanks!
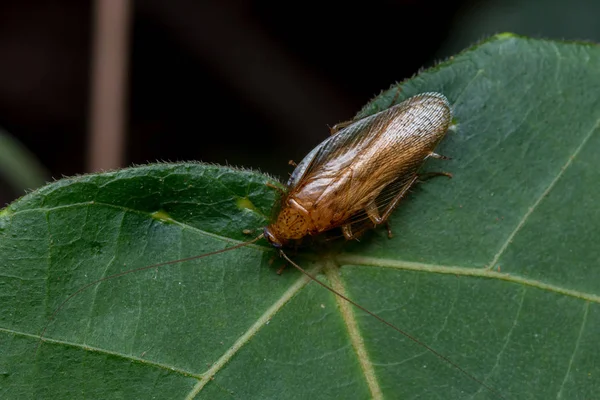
left=0, top=327, right=202, bottom=379
left=82, top=207, right=124, bottom=345
left=469, top=287, right=526, bottom=399
left=453, top=68, right=485, bottom=107
left=184, top=271, right=314, bottom=399
left=487, top=116, right=600, bottom=269
left=556, top=301, right=590, bottom=399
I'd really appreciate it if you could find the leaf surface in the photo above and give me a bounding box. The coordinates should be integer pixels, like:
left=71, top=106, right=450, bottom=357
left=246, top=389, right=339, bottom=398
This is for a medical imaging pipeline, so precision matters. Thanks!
left=1, top=34, right=599, bottom=399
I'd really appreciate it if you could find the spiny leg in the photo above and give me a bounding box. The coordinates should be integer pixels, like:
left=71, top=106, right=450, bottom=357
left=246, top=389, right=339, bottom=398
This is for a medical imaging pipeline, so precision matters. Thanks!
left=389, top=85, right=402, bottom=106
left=364, top=175, right=419, bottom=237
left=266, top=182, right=287, bottom=195
left=329, top=120, right=354, bottom=135
left=359, top=151, right=451, bottom=238
left=338, top=167, right=361, bottom=240
left=287, top=160, right=297, bottom=179
left=385, top=221, right=393, bottom=239
left=267, top=254, right=287, bottom=275
left=418, top=171, right=453, bottom=181
left=420, top=150, right=452, bottom=181
left=427, top=152, right=451, bottom=160
left=341, top=224, right=356, bottom=240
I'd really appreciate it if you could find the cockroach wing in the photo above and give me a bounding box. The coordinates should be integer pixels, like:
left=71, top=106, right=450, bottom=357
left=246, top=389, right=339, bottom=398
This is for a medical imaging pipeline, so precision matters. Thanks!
left=288, top=92, right=451, bottom=192
left=286, top=111, right=374, bottom=188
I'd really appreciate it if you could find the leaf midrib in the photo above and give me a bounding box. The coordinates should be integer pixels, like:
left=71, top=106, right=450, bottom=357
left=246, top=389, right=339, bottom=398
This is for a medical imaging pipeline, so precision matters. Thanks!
left=8, top=200, right=273, bottom=252
left=336, top=254, right=600, bottom=303
left=324, top=260, right=382, bottom=400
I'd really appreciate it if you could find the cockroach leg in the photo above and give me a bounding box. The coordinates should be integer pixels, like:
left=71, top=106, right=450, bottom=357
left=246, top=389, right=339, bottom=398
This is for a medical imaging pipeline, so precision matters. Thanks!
left=266, top=182, right=287, bottom=195
left=364, top=202, right=382, bottom=226
left=329, top=120, right=353, bottom=135
left=269, top=255, right=286, bottom=275
left=363, top=203, right=394, bottom=238
left=367, top=175, right=419, bottom=226
left=389, top=86, right=402, bottom=105
left=428, top=152, right=451, bottom=160
left=288, top=160, right=297, bottom=167
left=341, top=224, right=355, bottom=240
left=418, top=171, right=453, bottom=181
left=242, top=228, right=255, bottom=235
left=385, top=221, right=393, bottom=239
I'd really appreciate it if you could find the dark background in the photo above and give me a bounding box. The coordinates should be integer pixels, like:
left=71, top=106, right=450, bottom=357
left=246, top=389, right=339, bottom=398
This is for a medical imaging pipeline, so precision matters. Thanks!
left=1, top=0, right=599, bottom=205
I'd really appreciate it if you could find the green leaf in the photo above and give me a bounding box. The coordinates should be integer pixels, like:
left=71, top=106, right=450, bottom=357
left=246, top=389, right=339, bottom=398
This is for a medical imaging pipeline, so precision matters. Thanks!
left=1, top=34, right=599, bottom=399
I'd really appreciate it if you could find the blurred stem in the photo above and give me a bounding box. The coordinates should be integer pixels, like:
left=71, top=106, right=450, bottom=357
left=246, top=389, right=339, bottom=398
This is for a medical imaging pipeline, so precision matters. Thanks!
left=87, top=0, right=131, bottom=172
left=0, top=130, right=48, bottom=191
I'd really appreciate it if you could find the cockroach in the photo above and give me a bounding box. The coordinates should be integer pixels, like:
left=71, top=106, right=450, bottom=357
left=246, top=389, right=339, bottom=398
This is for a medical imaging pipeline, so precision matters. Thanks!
left=264, top=92, right=452, bottom=247
left=37, top=92, right=504, bottom=399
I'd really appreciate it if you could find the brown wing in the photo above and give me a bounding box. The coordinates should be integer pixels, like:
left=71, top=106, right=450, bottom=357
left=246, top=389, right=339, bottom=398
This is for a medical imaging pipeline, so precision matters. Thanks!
left=286, top=92, right=451, bottom=233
